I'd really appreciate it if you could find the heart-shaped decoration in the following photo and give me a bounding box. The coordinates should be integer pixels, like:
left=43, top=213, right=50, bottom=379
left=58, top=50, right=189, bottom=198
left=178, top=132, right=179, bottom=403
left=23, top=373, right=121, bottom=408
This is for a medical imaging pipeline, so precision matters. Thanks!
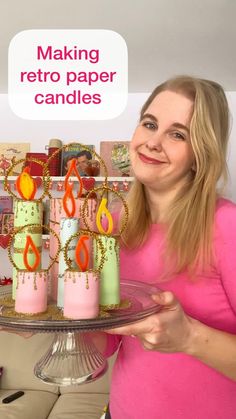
left=0, top=234, right=11, bottom=249
left=82, top=177, right=95, bottom=191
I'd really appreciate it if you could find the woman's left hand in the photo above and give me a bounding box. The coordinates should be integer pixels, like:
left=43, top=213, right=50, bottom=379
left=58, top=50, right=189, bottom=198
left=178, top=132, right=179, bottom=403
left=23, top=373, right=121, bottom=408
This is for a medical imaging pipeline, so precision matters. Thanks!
left=106, top=291, right=195, bottom=353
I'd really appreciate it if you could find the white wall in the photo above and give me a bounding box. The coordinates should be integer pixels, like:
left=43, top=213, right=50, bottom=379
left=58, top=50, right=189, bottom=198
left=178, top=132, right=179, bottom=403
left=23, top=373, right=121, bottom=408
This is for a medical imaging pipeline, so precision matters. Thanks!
left=0, top=92, right=236, bottom=201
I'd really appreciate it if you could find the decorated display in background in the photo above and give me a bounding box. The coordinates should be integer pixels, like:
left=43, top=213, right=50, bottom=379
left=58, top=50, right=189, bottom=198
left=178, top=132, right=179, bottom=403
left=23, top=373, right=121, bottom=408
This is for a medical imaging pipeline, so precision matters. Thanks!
left=61, top=143, right=100, bottom=176
left=2, top=142, right=130, bottom=321
left=0, top=143, right=30, bottom=175
left=100, top=141, right=133, bottom=177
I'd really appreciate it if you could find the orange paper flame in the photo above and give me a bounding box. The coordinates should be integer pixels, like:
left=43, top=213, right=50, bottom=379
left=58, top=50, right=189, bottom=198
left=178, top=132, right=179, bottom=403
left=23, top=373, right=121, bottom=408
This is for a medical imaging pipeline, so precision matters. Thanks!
left=63, top=183, right=76, bottom=217
left=65, top=158, right=83, bottom=198
left=96, top=198, right=113, bottom=235
left=23, top=235, right=41, bottom=271
left=75, top=235, right=89, bottom=272
left=16, top=167, right=37, bottom=200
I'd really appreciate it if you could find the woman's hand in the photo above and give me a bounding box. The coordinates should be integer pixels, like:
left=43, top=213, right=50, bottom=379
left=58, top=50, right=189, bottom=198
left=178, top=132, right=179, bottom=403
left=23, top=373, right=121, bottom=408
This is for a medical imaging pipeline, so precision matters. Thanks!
left=107, top=291, right=194, bottom=353
left=0, top=327, right=35, bottom=338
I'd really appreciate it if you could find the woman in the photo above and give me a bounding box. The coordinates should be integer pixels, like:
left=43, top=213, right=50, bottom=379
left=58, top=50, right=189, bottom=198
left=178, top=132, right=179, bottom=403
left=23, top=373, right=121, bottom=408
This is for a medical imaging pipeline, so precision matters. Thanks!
left=101, top=76, right=236, bottom=418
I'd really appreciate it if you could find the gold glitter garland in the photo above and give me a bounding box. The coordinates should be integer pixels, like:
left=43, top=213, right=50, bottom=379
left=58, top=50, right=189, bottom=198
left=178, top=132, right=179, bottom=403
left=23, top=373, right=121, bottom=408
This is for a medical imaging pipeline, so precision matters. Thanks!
left=14, top=225, right=42, bottom=234
left=63, top=229, right=106, bottom=273
left=13, top=246, right=42, bottom=254
left=4, top=157, right=51, bottom=202
left=81, top=185, right=129, bottom=236
left=8, top=223, right=61, bottom=273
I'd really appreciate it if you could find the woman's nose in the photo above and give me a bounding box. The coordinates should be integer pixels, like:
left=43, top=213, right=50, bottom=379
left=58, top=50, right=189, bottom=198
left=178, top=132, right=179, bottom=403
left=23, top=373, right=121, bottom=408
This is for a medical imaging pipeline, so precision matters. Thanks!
left=145, top=131, right=164, bottom=151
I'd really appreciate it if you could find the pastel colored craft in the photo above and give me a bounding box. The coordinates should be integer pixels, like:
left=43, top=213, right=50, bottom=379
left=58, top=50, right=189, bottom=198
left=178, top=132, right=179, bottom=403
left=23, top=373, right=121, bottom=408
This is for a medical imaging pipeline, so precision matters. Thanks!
left=63, top=271, right=99, bottom=319
left=95, top=235, right=120, bottom=306
left=13, top=200, right=43, bottom=299
left=57, top=217, right=80, bottom=308
left=15, top=271, right=48, bottom=314
left=49, top=198, right=97, bottom=301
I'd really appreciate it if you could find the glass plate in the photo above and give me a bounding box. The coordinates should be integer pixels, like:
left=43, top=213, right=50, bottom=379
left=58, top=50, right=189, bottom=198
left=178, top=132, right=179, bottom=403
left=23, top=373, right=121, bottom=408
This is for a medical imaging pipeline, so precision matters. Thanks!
left=0, top=279, right=161, bottom=332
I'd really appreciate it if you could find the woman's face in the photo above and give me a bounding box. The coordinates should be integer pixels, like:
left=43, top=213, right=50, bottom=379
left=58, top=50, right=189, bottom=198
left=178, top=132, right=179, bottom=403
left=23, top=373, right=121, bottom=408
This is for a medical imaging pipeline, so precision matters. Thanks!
left=130, top=90, right=195, bottom=191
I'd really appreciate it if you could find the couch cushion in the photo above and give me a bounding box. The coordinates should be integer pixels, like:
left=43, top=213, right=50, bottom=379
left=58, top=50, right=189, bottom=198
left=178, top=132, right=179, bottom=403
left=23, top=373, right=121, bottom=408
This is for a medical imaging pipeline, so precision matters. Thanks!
left=0, top=332, right=58, bottom=394
left=59, top=353, right=116, bottom=395
left=0, top=389, right=58, bottom=419
left=48, top=393, right=108, bottom=419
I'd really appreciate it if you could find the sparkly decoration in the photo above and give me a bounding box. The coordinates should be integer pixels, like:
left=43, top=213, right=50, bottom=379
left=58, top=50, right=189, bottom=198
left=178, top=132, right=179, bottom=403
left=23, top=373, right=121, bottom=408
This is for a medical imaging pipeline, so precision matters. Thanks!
left=81, top=185, right=129, bottom=237
left=4, top=157, right=51, bottom=203
left=8, top=223, right=61, bottom=274
left=63, top=229, right=106, bottom=274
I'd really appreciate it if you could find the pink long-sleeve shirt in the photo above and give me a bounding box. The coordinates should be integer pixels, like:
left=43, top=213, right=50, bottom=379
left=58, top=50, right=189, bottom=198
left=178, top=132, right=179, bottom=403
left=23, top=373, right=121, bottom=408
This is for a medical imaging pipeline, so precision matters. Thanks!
left=106, top=198, right=236, bottom=419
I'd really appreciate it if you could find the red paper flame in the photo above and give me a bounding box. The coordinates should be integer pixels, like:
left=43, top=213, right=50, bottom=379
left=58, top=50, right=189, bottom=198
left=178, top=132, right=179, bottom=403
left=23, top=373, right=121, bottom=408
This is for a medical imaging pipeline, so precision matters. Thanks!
left=64, top=158, right=83, bottom=198
left=75, top=235, right=89, bottom=272
left=23, top=235, right=41, bottom=271
left=63, top=183, right=76, bottom=217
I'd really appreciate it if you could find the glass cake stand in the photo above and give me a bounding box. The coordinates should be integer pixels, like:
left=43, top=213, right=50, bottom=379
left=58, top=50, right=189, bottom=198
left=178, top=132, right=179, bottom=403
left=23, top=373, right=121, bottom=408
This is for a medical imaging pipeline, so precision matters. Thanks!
left=0, top=279, right=161, bottom=386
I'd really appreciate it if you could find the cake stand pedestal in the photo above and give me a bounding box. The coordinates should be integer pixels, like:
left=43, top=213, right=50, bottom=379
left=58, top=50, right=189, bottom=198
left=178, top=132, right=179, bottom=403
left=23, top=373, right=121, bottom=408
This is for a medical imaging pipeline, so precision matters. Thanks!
left=0, top=279, right=161, bottom=386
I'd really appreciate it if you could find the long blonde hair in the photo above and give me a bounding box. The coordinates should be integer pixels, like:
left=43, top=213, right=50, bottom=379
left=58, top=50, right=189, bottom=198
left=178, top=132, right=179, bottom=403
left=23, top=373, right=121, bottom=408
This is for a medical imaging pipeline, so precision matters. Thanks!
left=122, top=76, right=230, bottom=274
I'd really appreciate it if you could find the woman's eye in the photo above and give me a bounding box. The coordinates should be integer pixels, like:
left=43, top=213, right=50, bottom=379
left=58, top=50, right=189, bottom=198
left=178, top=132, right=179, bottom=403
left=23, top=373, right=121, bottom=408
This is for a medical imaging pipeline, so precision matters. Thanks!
left=172, top=131, right=185, bottom=140
left=143, top=121, right=157, bottom=130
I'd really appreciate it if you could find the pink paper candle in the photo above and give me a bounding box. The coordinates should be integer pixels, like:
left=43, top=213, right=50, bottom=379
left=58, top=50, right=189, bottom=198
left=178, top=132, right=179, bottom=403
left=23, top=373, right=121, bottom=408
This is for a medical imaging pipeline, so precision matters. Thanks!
left=15, top=271, right=48, bottom=314
left=63, top=271, right=99, bottom=319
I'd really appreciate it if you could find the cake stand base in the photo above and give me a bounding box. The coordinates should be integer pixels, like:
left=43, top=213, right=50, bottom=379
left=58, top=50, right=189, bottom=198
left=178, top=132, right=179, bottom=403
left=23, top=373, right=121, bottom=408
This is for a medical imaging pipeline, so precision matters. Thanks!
left=34, top=331, right=108, bottom=386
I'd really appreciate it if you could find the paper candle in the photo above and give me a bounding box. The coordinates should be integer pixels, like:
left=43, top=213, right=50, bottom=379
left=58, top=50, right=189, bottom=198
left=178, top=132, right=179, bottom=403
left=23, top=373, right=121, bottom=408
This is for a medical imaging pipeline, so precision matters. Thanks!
left=63, top=271, right=99, bottom=319
left=15, top=271, right=48, bottom=314
left=49, top=197, right=97, bottom=300
left=95, top=199, right=120, bottom=306
left=63, top=231, right=105, bottom=320
left=13, top=200, right=43, bottom=299
left=57, top=217, right=80, bottom=308
left=94, top=235, right=120, bottom=306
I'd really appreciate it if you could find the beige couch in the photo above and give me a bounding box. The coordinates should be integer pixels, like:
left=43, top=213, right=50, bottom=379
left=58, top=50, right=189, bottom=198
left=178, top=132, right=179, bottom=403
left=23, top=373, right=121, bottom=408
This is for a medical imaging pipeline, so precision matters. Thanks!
left=0, top=332, right=114, bottom=419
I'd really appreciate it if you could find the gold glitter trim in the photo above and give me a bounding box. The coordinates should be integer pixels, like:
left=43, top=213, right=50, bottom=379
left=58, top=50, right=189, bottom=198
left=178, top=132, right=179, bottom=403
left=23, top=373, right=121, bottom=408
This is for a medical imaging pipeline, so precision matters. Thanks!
left=13, top=246, right=42, bottom=253
left=14, top=226, right=42, bottom=234
left=100, top=299, right=131, bottom=311
left=0, top=297, right=129, bottom=320
left=8, top=223, right=61, bottom=273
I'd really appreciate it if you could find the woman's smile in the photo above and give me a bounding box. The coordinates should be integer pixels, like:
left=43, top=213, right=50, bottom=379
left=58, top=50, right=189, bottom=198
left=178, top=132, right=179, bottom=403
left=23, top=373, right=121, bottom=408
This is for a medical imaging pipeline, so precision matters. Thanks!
left=138, top=151, right=167, bottom=165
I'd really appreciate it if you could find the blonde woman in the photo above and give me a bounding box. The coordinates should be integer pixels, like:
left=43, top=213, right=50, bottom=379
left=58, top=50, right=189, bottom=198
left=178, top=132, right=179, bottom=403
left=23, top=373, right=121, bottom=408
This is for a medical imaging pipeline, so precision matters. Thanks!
left=101, top=76, right=236, bottom=418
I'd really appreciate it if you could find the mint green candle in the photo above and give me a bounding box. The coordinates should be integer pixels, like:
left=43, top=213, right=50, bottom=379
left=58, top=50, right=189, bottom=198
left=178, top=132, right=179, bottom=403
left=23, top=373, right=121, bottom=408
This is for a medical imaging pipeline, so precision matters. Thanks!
left=95, top=235, right=120, bottom=306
